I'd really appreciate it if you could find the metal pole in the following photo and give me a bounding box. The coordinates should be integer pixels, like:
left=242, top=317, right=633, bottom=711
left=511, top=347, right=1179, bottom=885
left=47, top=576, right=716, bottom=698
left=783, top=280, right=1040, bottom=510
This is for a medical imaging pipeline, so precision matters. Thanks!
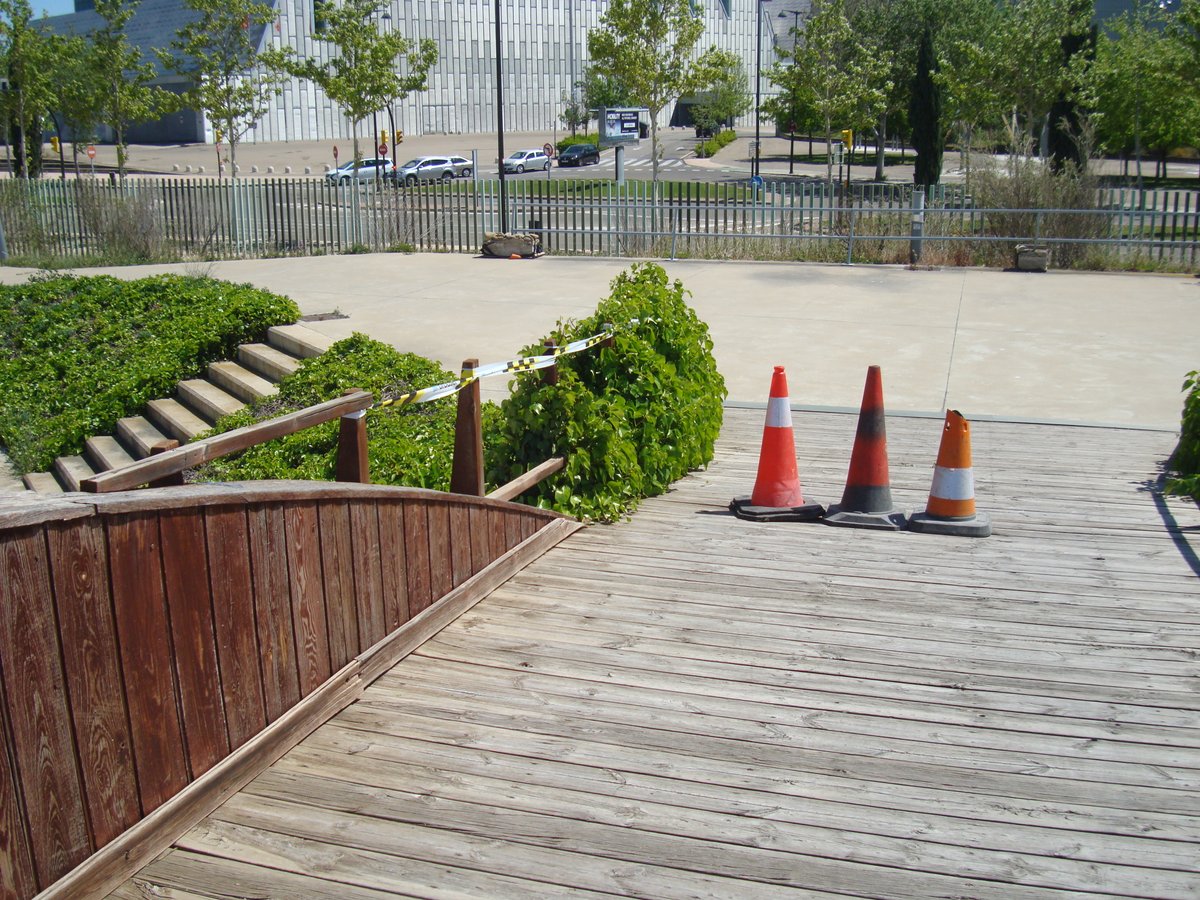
left=754, top=0, right=762, bottom=181
left=495, top=0, right=508, bottom=233
left=909, top=189, right=925, bottom=264
left=788, top=10, right=800, bottom=176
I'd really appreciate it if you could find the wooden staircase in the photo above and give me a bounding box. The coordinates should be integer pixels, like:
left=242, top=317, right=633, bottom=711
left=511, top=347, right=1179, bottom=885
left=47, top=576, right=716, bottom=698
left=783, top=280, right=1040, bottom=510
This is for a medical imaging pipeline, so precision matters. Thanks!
left=21, top=324, right=333, bottom=494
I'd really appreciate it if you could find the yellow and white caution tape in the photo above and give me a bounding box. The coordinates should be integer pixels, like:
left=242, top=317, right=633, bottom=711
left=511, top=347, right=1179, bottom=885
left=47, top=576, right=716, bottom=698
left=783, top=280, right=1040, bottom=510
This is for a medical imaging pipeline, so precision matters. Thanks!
left=376, top=325, right=614, bottom=411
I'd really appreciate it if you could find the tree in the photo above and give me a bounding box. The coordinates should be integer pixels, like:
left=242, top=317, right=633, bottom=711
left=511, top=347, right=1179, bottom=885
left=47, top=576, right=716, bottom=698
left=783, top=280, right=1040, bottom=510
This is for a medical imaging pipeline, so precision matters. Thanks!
left=689, top=49, right=750, bottom=137
left=51, top=32, right=106, bottom=177
left=910, top=25, right=943, bottom=185
left=161, top=0, right=294, bottom=179
left=0, top=0, right=56, bottom=178
left=586, top=0, right=708, bottom=185
left=90, top=0, right=172, bottom=179
left=559, top=87, right=589, bottom=136
left=291, top=0, right=437, bottom=175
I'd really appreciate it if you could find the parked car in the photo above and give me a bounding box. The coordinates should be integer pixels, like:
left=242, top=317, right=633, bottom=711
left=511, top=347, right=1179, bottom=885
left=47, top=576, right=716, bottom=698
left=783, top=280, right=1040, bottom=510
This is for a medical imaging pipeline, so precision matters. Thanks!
left=503, top=149, right=551, bottom=173
left=326, top=158, right=394, bottom=184
left=557, top=143, right=600, bottom=167
left=394, top=155, right=473, bottom=185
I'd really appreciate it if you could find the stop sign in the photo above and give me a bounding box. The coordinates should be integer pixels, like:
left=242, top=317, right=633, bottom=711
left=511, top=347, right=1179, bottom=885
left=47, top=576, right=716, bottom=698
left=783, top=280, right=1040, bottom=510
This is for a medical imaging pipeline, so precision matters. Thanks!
left=378, top=143, right=388, bottom=156
left=86, top=145, right=96, bottom=159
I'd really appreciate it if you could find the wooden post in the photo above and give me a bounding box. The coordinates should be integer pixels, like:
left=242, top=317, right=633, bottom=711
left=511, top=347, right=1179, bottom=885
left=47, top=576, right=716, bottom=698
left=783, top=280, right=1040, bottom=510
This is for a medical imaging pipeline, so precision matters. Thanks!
left=147, top=440, right=185, bottom=488
left=542, top=339, right=558, bottom=386
left=335, top=389, right=370, bottom=484
left=450, top=358, right=484, bottom=496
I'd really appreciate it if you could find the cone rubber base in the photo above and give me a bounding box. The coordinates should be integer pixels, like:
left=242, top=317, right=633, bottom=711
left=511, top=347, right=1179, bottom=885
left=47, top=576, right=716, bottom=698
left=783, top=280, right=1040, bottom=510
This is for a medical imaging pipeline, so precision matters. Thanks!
left=823, top=505, right=907, bottom=531
left=909, top=511, right=992, bottom=538
left=730, top=496, right=826, bottom=522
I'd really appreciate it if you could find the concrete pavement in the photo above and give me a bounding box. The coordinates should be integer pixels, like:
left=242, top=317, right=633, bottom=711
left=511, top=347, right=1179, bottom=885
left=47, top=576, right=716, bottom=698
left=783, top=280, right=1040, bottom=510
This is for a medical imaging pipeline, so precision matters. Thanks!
left=2, top=255, right=1195, bottom=431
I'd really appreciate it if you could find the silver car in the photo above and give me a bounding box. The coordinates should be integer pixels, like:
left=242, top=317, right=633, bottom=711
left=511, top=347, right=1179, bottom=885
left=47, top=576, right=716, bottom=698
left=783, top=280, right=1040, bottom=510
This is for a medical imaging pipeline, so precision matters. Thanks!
left=326, top=157, right=394, bottom=184
left=395, top=155, right=473, bottom=185
left=503, top=149, right=551, bottom=173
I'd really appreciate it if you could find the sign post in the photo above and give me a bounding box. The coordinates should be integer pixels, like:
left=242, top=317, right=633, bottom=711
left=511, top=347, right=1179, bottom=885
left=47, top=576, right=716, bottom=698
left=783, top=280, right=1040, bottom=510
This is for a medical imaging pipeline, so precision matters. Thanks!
left=598, top=107, right=646, bottom=184
left=86, top=144, right=96, bottom=177
left=543, top=142, right=554, bottom=181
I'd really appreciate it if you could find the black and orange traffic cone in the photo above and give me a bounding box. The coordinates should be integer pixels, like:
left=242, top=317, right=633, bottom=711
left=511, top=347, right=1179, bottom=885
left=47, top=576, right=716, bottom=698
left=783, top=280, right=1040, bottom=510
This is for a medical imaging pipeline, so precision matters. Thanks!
left=908, top=410, right=991, bottom=537
left=730, top=366, right=825, bottom=522
left=825, top=365, right=907, bottom=530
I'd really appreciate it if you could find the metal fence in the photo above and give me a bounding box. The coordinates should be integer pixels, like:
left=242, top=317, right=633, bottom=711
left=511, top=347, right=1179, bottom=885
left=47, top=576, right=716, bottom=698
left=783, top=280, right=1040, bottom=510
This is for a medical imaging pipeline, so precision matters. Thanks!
left=1, top=176, right=1196, bottom=269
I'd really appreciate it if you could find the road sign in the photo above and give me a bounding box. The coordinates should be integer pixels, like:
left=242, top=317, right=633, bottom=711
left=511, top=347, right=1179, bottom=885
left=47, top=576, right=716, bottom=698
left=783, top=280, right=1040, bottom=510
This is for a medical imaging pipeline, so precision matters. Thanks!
left=86, top=145, right=96, bottom=160
left=333, top=145, right=339, bottom=161
left=542, top=142, right=555, bottom=158
left=378, top=143, right=388, bottom=156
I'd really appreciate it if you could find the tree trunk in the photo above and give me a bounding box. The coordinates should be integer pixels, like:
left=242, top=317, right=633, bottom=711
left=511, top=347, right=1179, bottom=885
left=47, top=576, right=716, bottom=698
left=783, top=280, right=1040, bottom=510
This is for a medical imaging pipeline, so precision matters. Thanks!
left=874, top=113, right=886, bottom=182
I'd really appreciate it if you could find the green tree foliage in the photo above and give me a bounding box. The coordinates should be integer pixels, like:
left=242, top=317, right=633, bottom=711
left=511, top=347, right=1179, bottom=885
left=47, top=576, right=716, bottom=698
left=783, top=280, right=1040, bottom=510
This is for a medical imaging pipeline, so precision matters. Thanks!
left=291, top=0, right=437, bottom=170
left=690, top=49, right=750, bottom=137
left=559, top=87, right=589, bottom=136
left=162, top=0, right=295, bottom=179
left=910, top=25, right=943, bottom=185
left=587, top=0, right=712, bottom=185
left=0, top=0, right=56, bottom=178
left=91, top=0, right=172, bottom=179
left=52, top=33, right=107, bottom=176
left=1047, top=0, right=1095, bottom=173
left=1167, top=370, right=1200, bottom=501
left=486, top=263, right=725, bottom=522
left=769, top=0, right=890, bottom=187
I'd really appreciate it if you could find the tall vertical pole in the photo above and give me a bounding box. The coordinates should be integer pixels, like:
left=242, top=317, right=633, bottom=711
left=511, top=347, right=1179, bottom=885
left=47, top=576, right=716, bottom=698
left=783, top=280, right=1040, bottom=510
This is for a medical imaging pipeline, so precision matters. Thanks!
left=788, top=10, right=800, bottom=175
left=495, top=0, right=509, bottom=233
left=754, top=0, right=762, bottom=180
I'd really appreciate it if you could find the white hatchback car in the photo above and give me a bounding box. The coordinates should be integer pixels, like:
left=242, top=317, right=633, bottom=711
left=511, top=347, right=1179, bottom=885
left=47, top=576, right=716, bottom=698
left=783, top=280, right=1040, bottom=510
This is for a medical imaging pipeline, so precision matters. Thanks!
left=326, top=157, right=394, bottom=184
left=503, top=149, right=551, bottom=174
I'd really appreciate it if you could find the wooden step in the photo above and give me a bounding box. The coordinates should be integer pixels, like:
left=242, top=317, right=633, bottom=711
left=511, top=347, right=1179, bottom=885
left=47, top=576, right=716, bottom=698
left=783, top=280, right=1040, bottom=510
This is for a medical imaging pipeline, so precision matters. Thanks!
left=267, top=323, right=333, bottom=359
left=147, top=399, right=210, bottom=444
left=54, top=455, right=96, bottom=493
left=22, top=472, right=64, bottom=494
left=238, top=343, right=302, bottom=382
left=177, top=379, right=245, bottom=424
left=117, top=415, right=173, bottom=458
left=85, top=435, right=137, bottom=472
left=208, top=360, right=277, bottom=403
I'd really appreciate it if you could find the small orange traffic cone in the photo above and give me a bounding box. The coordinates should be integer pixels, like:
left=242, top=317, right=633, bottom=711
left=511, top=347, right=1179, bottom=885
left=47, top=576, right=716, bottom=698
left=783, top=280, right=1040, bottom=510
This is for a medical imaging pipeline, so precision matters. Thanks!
left=825, top=365, right=907, bottom=530
left=909, top=410, right=991, bottom=537
left=730, top=366, right=825, bottom=522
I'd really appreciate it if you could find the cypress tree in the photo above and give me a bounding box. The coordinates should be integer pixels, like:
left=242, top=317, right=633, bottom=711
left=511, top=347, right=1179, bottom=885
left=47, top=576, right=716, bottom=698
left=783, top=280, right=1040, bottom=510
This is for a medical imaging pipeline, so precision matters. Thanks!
left=910, top=25, right=943, bottom=186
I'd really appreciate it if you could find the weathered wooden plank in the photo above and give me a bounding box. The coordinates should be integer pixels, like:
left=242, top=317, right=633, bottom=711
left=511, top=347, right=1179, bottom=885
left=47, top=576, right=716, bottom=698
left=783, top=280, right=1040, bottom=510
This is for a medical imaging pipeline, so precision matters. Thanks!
left=204, top=507, right=267, bottom=750
left=46, top=519, right=140, bottom=848
left=467, top=504, right=491, bottom=573
left=247, top=505, right=301, bottom=722
left=348, top=502, right=386, bottom=651
left=285, top=502, right=331, bottom=695
left=448, top=502, right=473, bottom=588
left=487, top=506, right=507, bottom=561
left=375, top=502, right=409, bottom=633
left=426, top=499, right=453, bottom=601
left=317, top=502, right=358, bottom=670
left=0, top=648, right=39, bottom=899
left=160, top=508, right=230, bottom=778
left=107, top=514, right=190, bottom=814
left=402, top=501, right=432, bottom=614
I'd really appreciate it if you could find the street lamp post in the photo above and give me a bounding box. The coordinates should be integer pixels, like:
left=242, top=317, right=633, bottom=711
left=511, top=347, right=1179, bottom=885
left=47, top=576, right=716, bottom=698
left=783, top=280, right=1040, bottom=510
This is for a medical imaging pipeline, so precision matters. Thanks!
left=784, top=9, right=801, bottom=175
left=380, top=10, right=397, bottom=172
left=495, top=0, right=508, bottom=232
left=753, top=0, right=773, bottom=181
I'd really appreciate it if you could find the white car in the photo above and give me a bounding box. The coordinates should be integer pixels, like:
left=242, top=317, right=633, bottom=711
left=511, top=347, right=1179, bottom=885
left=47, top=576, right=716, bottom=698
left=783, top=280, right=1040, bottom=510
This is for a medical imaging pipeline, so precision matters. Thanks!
left=395, top=155, right=473, bottom=184
left=503, top=149, right=551, bottom=174
left=326, top=157, right=394, bottom=184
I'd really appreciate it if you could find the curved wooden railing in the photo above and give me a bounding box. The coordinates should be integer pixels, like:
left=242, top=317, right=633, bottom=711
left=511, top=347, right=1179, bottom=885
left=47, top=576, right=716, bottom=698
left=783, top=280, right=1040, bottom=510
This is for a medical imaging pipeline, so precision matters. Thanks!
left=0, top=482, right=577, bottom=898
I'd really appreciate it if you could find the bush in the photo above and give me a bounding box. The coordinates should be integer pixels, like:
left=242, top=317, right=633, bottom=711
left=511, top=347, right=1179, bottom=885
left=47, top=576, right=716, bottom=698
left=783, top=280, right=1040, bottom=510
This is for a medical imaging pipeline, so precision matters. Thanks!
left=485, top=263, right=725, bottom=521
left=0, top=274, right=299, bottom=473
left=556, top=134, right=600, bottom=154
left=198, top=333, right=498, bottom=489
left=695, top=129, right=738, bottom=159
left=1166, top=370, right=1200, bottom=500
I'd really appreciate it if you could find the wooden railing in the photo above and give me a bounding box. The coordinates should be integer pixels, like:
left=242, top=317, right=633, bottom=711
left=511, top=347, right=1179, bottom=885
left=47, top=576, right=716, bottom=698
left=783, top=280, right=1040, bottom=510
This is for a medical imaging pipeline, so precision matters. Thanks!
left=0, top=482, right=576, bottom=898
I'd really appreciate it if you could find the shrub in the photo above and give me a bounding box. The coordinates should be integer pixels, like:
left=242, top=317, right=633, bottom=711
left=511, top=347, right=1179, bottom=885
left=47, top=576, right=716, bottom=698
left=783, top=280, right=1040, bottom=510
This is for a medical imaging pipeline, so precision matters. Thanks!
left=1166, top=369, right=1200, bottom=500
left=695, top=129, right=738, bottom=159
left=485, top=263, right=725, bottom=521
left=556, top=134, right=600, bottom=154
left=0, top=274, right=299, bottom=473
left=198, top=333, right=498, bottom=489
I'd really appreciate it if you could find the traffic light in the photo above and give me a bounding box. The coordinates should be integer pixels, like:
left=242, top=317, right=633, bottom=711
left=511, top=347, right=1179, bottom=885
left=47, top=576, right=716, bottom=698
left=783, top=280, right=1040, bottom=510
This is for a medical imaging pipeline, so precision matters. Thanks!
left=396, top=129, right=404, bottom=144
left=50, top=136, right=59, bottom=153
left=380, top=129, right=389, bottom=146
left=840, top=129, right=853, bottom=149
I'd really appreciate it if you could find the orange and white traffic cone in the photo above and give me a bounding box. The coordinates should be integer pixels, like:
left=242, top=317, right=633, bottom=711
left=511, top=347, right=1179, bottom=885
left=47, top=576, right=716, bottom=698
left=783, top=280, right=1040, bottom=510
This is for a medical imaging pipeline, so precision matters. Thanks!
left=825, top=365, right=907, bottom=530
left=730, top=366, right=825, bottom=522
left=908, top=410, right=991, bottom=537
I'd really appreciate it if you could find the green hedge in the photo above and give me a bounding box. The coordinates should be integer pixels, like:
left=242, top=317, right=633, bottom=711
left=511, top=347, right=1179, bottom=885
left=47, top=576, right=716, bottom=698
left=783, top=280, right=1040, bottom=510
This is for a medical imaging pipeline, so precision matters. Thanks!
left=485, top=263, right=726, bottom=521
left=198, top=333, right=498, bottom=489
left=0, top=274, right=299, bottom=473
left=555, top=134, right=600, bottom=154
left=695, top=129, right=738, bottom=159
left=1167, top=369, right=1200, bottom=500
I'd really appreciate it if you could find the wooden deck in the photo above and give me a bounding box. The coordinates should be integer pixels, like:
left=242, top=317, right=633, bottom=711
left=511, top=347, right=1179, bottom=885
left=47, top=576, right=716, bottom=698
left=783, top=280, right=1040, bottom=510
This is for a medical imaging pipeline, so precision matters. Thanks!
left=111, top=408, right=1200, bottom=899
